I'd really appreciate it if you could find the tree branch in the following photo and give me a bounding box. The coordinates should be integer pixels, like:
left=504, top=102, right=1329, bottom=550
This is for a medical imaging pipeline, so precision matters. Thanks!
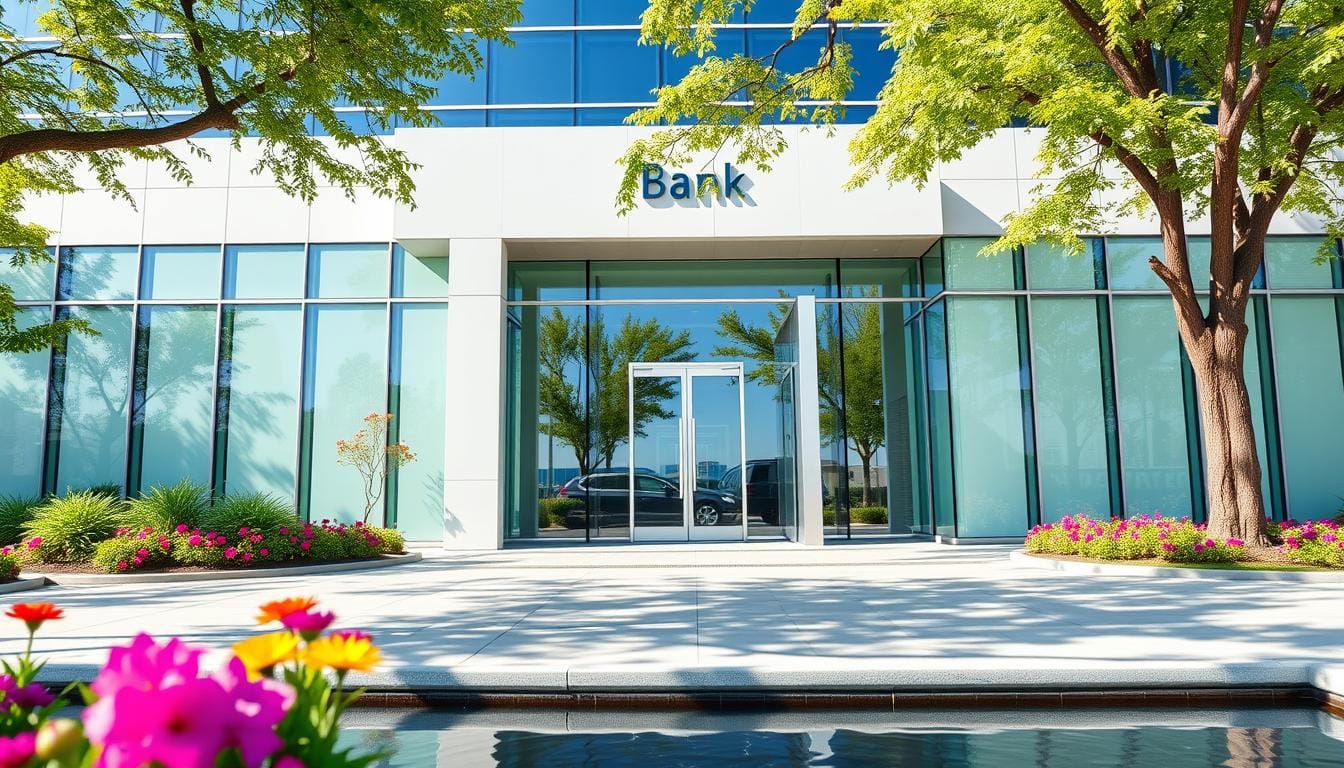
left=1055, top=0, right=1149, bottom=98
left=179, top=0, right=221, bottom=108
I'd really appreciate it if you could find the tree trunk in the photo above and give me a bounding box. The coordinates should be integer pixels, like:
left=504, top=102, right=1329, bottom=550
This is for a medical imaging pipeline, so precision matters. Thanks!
left=1185, top=320, right=1273, bottom=547
left=859, top=451, right=873, bottom=507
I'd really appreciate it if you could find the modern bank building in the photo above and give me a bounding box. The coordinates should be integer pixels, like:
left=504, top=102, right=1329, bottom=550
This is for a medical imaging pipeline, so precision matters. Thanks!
left=1, top=1, right=1342, bottom=550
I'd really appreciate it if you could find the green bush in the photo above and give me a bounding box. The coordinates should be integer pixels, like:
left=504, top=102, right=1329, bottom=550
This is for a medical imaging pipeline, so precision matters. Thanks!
left=1280, top=520, right=1344, bottom=568
left=0, top=548, right=19, bottom=580
left=822, top=509, right=836, bottom=526
left=538, top=497, right=582, bottom=528
left=170, top=533, right=227, bottom=568
left=70, top=483, right=124, bottom=500
left=1026, top=514, right=1245, bottom=564
left=367, top=526, right=405, bottom=554
left=23, top=491, right=124, bottom=563
left=201, top=492, right=298, bottom=537
left=851, top=506, right=888, bottom=525
left=91, top=532, right=172, bottom=573
left=305, top=527, right=349, bottom=561
left=125, top=480, right=211, bottom=532
left=0, top=495, right=39, bottom=546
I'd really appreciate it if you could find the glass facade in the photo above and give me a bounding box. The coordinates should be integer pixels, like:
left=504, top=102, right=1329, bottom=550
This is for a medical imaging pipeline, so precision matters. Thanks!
left=6, top=243, right=448, bottom=537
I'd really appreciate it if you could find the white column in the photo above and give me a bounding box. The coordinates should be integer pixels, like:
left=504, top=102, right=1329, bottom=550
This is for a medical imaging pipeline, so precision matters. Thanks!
left=793, top=295, right=826, bottom=546
left=442, top=238, right=507, bottom=550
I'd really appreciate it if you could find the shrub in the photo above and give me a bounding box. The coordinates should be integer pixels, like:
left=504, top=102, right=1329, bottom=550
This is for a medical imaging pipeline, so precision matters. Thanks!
left=0, top=546, right=19, bottom=580
left=0, top=495, right=39, bottom=546
left=1279, top=519, right=1344, bottom=567
left=538, top=497, right=582, bottom=528
left=852, top=506, right=888, bottom=525
left=1026, top=513, right=1245, bottom=564
left=367, top=526, right=405, bottom=554
left=23, top=491, right=124, bottom=562
left=201, top=493, right=299, bottom=535
left=170, top=528, right=229, bottom=569
left=125, top=480, right=211, bottom=532
left=822, top=509, right=836, bottom=526
left=71, top=483, right=124, bottom=500
left=92, top=529, right=173, bottom=573
left=305, top=527, right=348, bottom=561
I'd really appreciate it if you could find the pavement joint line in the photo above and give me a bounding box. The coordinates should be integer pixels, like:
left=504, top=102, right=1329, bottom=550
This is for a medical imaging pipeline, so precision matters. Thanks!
left=455, top=571, right=587, bottom=666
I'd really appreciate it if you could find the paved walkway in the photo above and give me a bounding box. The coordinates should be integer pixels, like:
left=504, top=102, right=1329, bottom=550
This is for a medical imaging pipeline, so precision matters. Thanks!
left=5, top=541, right=1343, bottom=694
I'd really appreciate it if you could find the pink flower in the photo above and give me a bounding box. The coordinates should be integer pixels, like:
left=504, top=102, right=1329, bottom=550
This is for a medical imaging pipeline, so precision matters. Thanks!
left=137, top=548, right=149, bottom=559
left=299, top=541, right=311, bottom=551
left=224, top=547, right=238, bottom=560
left=176, top=524, right=189, bottom=534
left=1323, top=533, right=1338, bottom=544
left=278, top=527, right=289, bottom=536
left=331, top=629, right=372, bottom=643
left=6, top=681, right=53, bottom=709
left=117, top=561, right=128, bottom=571
left=259, top=548, right=269, bottom=557
left=1161, top=543, right=1175, bottom=552
left=239, top=527, right=249, bottom=535
left=273, top=756, right=304, bottom=768
left=188, top=534, right=202, bottom=546
left=242, top=553, right=253, bottom=563
left=26, top=537, right=41, bottom=549
left=0, top=732, right=36, bottom=767
left=159, top=537, right=171, bottom=550
left=1226, top=538, right=1244, bottom=547
left=280, top=609, right=335, bottom=638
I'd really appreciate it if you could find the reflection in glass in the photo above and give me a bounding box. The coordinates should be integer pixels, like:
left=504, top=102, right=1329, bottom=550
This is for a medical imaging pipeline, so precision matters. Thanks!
left=130, top=306, right=216, bottom=491
left=1272, top=297, right=1344, bottom=519
left=140, top=246, right=222, bottom=300
left=307, top=244, right=387, bottom=299
left=224, top=244, right=306, bottom=299
left=630, top=375, right=684, bottom=530
left=0, top=309, right=51, bottom=495
left=388, top=304, right=447, bottom=539
left=47, top=306, right=133, bottom=494
left=691, top=374, right=743, bottom=530
left=58, top=246, right=139, bottom=301
left=0, top=247, right=56, bottom=301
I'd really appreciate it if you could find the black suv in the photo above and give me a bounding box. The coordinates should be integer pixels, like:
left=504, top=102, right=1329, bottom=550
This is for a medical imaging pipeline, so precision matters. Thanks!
left=719, top=460, right=785, bottom=526
left=557, top=472, right=742, bottom=528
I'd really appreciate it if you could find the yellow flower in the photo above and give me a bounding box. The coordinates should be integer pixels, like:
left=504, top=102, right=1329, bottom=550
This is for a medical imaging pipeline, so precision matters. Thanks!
left=256, top=596, right=319, bottom=625
left=233, top=632, right=300, bottom=679
left=305, top=633, right=382, bottom=673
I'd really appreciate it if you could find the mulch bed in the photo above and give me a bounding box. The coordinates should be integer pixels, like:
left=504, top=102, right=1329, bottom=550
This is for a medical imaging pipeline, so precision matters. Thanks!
left=23, top=555, right=395, bottom=576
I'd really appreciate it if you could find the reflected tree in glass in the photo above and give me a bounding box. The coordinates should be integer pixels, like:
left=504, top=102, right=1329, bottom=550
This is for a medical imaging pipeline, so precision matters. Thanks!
left=536, top=308, right=694, bottom=475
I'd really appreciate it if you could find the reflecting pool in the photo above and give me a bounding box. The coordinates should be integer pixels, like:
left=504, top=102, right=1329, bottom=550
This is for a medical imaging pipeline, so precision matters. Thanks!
left=340, top=707, right=1344, bottom=767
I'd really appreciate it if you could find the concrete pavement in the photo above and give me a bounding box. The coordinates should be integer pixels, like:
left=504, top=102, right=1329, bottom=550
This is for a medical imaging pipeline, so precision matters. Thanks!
left=3, top=541, right=1342, bottom=698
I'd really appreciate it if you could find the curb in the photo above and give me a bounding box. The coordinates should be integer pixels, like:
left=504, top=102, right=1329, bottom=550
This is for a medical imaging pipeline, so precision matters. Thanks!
left=1008, top=550, right=1344, bottom=582
left=0, top=576, right=49, bottom=596
left=27, top=552, right=422, bottom=586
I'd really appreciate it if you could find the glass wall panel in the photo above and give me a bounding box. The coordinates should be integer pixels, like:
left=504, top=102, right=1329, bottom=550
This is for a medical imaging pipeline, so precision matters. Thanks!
left=509, top=261, right=586, bottom=302
left=1272, top=297, right=1344, bottom=519
left=48, top=306, right=133, bottom=494
left=517, top=0, right=572, bottom=25
left=389, top=304, right=447, bottom=539
left=0, top=309, right=50, bottom=497
left=307, top=243, right=387, bottom=299
left=1027, top=241, right=1103, bottom=290
left=904, top=314, right=931, bottom=533
left=589, top=259, right=834, bottom=300
left=0, top=248, right=56, bottom=300
left=923, top=301, right=955, bottom=536
left=1030, top=298, right=1114, bottom=521
left=1107, top=237, right=1211, bottom=291
left=839, top=258, right=919, bottom=298
left=577, top=31, right=658, bottom=102
left=489, top=32, right=575, bottom=104
left=1265, top=236, right=1336, bottom=289
left=129, top=306, right=216, bottom=491
left=1112, top=297, right=1194, bottom=516
left=945, top=297, right=1030, bottom=536
left=224, top=244, right=306, bottom=299
left=299, top=305, right=388, bottom=524
left=663, top=30, right=745, bottom=85
left=577, top=0, right=646, bottom=24
left=216, top=306, right=302, bottom=501
left=57, top=245, right=139, bottom=300
left=140, top=246, right=221, bottom=300
left=943, top=238, right=1014, bottom=290
left=817, top=303, right=847, bottom=535
left=391, top=245, right=448, bottom=298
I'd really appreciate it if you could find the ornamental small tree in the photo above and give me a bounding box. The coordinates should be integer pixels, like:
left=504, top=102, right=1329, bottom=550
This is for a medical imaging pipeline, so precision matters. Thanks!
left=335, top=413, right=416, bottom=525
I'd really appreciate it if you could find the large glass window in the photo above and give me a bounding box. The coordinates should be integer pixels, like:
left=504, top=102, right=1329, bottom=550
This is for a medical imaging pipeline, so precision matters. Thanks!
left=388, top=304, right=448, bottom=538
left=392, top=245, right=449, bottom=298
left=57, top=246, right=139, bottom=301
left=942, top=238, right=1017, bottom=290
left=140, top=246, right=221, bottom=300
left=307, top=243, right=387, bottom=299
left=489, top=32, right=575, bottom=104
left=47, top=306, right=134, bottom=494
left=1028, top=241, right=1104, bottom=291
left=1106, top=237, right=1211, bottom=291
left=1272, top=297, right=1344, bottom=519
left=0, top=248, right=56, bottom=301
left=129, top=306, right=217, bottom=491
left=0, top=309, right=51, bottom=496
left=298, top=305, right=389, bottom=524
left=578, top=31, right=658, bottom=102
left=1265, top=237, right=1337, bottom=289
left=589, top=260, right=835, bottom=300
left=224, top=244, right=306, bottom=299
left=215, top=306, right=302, bottom=501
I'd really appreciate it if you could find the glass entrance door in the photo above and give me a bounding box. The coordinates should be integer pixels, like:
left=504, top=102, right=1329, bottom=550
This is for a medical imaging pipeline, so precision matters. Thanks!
left=628, top=363, right=746, bottom=542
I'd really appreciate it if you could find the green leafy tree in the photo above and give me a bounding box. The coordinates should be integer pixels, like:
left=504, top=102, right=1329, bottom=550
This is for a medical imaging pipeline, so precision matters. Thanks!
left=537, top=308, right=696, bottom=475
left=621, top=0, right=1344, bottom=545
left=0, top=0, right=521, bottom=352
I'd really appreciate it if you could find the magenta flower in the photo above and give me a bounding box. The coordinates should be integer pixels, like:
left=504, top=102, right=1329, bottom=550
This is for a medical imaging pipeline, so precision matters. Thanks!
left=1227, top=538, right=1244, bottom=547
left=0, top=731, right=36, bottom=767
left=26, top=536, right=41, bottom=549
left=1161, top=543, right=1175, bottom=552
left=331, top=629, right=373, bottom=643
left=188, top=534, right=202, bottom=546
left=6, top=682, right=54, bottom=709
left=224, top=547, right=238, bottom=560
left=280, top=609, right=335, bottom=638
left=175, top=524, right=189, bottom=534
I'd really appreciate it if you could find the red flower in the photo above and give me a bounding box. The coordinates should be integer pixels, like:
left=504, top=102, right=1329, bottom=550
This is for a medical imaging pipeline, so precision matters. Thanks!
left=6, top=602, right=64, bottom=631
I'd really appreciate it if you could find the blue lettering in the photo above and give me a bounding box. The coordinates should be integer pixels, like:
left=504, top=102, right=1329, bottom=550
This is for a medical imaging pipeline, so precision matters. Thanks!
left=670, top=173, right=692, bottom=200
left=641, top=164, right=666, bottom=199
left=725, top=163, right=747, bottom=197
left=695, top=173, right=719, bottom=198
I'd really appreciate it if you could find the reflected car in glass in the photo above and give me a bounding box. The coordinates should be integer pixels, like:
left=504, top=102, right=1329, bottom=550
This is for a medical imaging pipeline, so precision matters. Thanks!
left=557, top=472, right=741, bottom=527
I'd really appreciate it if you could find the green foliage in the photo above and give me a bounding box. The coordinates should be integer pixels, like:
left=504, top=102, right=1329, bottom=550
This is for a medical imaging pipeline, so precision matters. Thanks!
left=169, top=533, right=226, bottom=569
left=306, top=528, right=350, bottom=561
left=366, top=526, right=405, bottom=555
left=202, top=492, right=299, bottom=536
left=91, top=532, right=172, bottom=573
left=124, top=480, right=210, bottom=532
left=71, top=483, right=123, bottom=500
left=0, top=547, right=18, bottom=580
left=22, top=491, right=123, bottom=562
left=538, top=498, right=583, bottom=528
left=0, top=494, right=39, bottom=546
left=851, top=506, right=888, bottom=525
left=1279, top=520, right=1344, bottom=568
left=1026, top=514, right=1246, bottom=564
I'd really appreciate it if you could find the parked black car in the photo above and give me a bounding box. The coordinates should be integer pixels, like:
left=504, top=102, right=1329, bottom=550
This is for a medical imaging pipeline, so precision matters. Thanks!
left=557, top=472, right=742, bottom=528
left=718, top=459, right=786, bottom=527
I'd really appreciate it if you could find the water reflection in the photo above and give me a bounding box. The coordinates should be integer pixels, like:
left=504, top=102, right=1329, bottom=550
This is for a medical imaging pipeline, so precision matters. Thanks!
left=341, top=708, right=1344, bottom=767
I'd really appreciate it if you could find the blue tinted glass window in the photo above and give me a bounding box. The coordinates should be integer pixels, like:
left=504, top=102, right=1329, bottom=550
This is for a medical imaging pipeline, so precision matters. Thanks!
left=842, top=27, right=892, bottom=101
left=490, top=32, right=575, bottom=104
left=0, top=247, right=56, bottom=301
left=224, top=244, right=306, bottom=299
left=576, top=107, right=638, bottom=125
left=747, top=27, right=830, bottom=74
left=141, top=245, right=222, bottom=300
left=578, top=30, right=658, bottom=102
left=577, top=0, right=647, bottom=24
left=424, top=58, right=487, bottom=106
left=746, top=0, right=808, bottom=23
left=517, top=0, right=573, bottom=25
left=489, top=108, right=574, bottom=126
left=664, top=30, right=746, bottom=85
left=58, top=246, right=139, bottom=300
left=429, top=109, right=487, bottom=127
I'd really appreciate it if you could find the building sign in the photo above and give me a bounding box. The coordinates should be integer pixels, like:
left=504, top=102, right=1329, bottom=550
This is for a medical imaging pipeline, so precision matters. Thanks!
left=641, top=163, right=748, bottom=202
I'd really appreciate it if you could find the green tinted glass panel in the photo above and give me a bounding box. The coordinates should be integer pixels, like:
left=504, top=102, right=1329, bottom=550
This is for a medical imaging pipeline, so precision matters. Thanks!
left=140, top=246, right=221, bottom=300
left=1265, top=237, right=1334, bottom=289
left=508, top=261, right=586, bottom=302
left=392, top=245, right=449, bottom=298
left=53, top=306, right=133, bottom=493
left=1107, top=237, right=1210, bottom=291
left=589, top=259, right=835, bottom=300
left=1112, top=297, right=1193, bottom=516
left=943, top=238, right=1012, bottom=290
left=1027, top=242, right=1100, bottom=290
left=58, top=246, right=139, bottom=300
left=1031, top=298, right=1112, bottom=520
left=220, top=306, right=302, bottom=501
left=0, top=248, right=56, bottom=301
left=946, top=297, right=1029, bottom=536
left=307, top=244, right=388, bottom=299
left=390, top=304, right=447, bottom=539
left=1272, top=297, right=1344, bottom=519
left=839, top=259, right=920, bottom=298
left=924, top=302, right=954, bottom=536
left=302, top=305, right=388, bottom=524
left=0, top=309, right=50, bottom=496
left=134, top=306, right=216, bottom=489
left=224, top=244, right=306, bottom=299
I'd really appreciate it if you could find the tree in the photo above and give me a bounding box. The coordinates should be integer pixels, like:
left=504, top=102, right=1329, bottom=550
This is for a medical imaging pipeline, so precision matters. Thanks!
left=536, top=308, right=695, bottom=476
left=0, top=0, right=520, bottom=352
left=335, top=413, right=416, bottom=524
left=621, top=0, right=1344, bottom=546
left=714, top=296, right=888, bottom=506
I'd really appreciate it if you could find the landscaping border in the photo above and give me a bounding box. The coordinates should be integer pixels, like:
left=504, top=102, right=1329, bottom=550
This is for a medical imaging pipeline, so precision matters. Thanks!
left=1009, top=550, right=1344, bottom=582
left=26, top=552, right=422, bottom=586
left=0, top=576, right=49, bottom=595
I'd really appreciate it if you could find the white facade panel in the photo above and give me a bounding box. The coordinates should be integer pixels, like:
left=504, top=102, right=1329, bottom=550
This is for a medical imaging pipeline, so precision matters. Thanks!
left=142, top=187, right=229, bottom=244
left=223, top=187, right=312, bottom=243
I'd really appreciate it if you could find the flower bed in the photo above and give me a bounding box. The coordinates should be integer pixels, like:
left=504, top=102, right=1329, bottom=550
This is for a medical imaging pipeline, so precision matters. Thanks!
left=1274, top=519, right=1344, bottom=567
left=0, top=597, right=389, bottom=766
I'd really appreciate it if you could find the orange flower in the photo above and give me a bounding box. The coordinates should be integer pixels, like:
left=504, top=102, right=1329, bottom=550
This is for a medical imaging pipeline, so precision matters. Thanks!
left=256, top=596, right=319, bottom=625
left=7, top=602, right=64, bottom=631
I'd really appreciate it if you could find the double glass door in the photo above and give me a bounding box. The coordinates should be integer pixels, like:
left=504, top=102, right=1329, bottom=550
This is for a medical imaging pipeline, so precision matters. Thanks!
left=627, top=363, right=746, bottom=542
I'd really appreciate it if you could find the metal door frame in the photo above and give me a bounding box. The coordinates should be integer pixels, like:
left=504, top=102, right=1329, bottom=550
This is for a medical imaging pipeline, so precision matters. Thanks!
left=627, top=362, right=746, bottom=542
